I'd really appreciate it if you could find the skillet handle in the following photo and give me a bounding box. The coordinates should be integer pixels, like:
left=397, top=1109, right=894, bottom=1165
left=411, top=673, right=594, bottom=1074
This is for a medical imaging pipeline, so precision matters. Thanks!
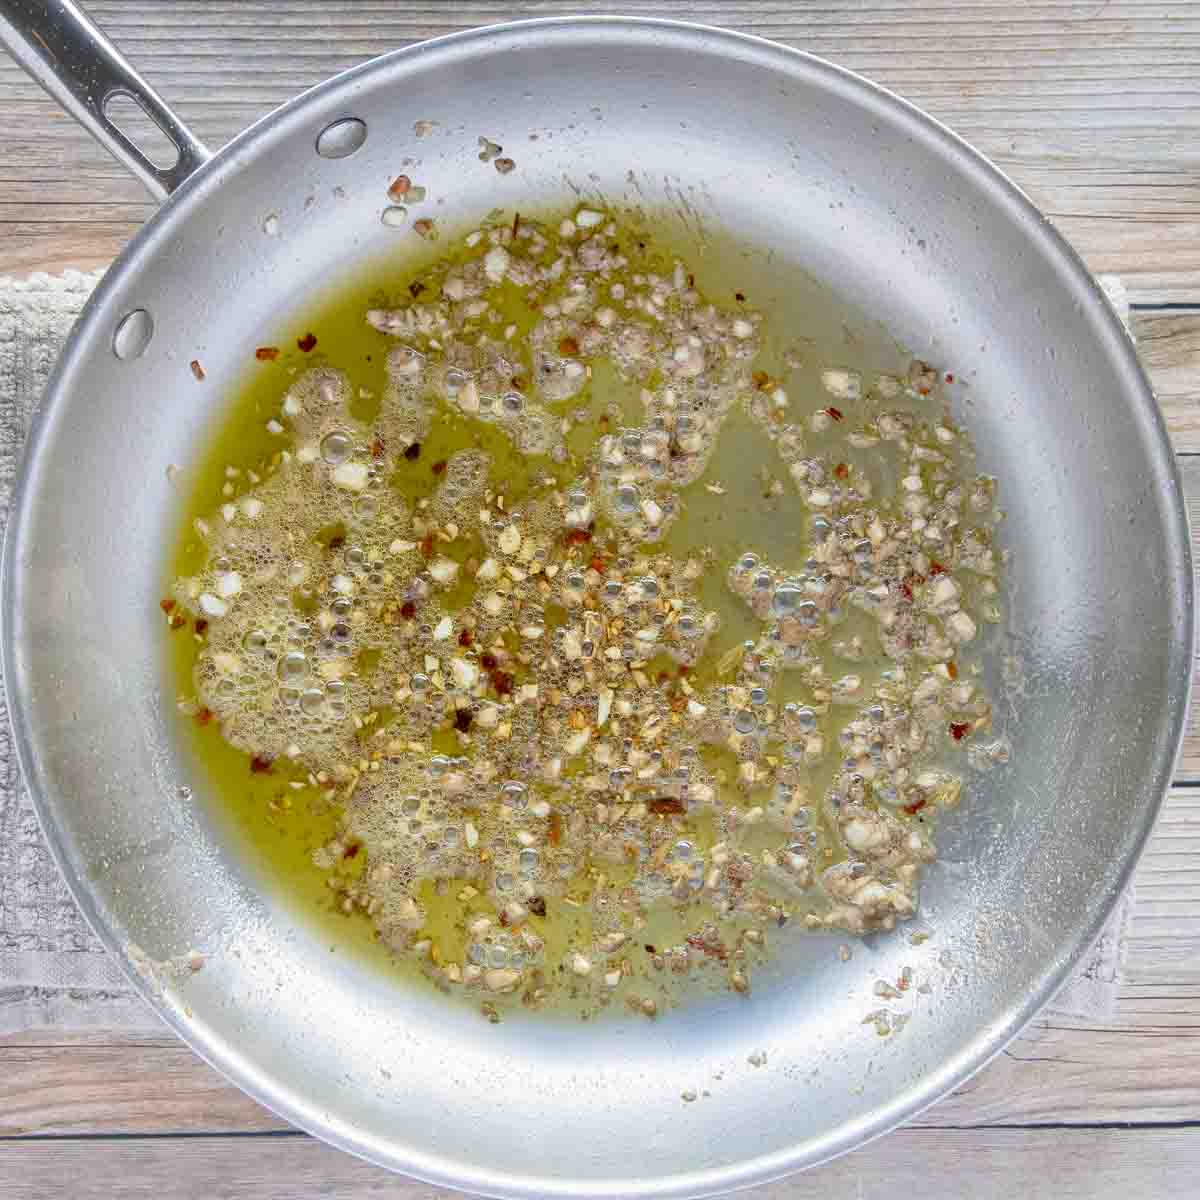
left=0, top=0, right=210, bottom=200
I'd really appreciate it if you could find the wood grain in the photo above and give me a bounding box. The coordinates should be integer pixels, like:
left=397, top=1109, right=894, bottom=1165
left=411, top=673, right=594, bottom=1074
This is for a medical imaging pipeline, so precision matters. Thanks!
left=2, top=2, right=1199, bottom=300
left=2, top=1128, right=1198, bottom=1200
left=1122, top=787, right=1200, bottom=997
left=1, top=3, right=1198, bottom=1193
left=0, top=1044, right=281, bottom=1137
left=1132, top=312, right=1200, bottom=453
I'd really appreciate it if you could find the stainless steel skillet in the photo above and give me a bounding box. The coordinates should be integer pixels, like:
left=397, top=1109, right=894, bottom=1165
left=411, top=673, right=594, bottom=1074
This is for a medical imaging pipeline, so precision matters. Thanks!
left=1, top=3, right=1192, bottom=1196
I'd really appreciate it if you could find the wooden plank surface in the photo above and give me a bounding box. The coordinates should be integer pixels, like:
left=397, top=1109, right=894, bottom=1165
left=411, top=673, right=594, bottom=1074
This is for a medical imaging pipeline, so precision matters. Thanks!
left=1, top=1, right=1199, bottom=301
left=2, top=1128, right=1199, bottom=1200
left=1, top=2, right=1198, bottom=1195
left=1133, top=311, right=1200, bottom=454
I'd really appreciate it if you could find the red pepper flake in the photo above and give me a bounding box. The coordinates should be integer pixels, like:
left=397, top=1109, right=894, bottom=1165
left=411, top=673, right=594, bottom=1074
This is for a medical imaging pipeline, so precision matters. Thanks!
left=342, top=842, right=361, bottom=859
left=929, top=561, right=947, bottom=575
left=558, top=335, right=580, bottom=357
left=250, top=755, right=274, bottom=774
left=686, top=933, right=729, bottom=962
left=388, top=174, right=411, bottom=199
left=418, top=534, right=434, bottom=558
left=481, top=652, right=498, bottom=671
left=899, top=581, right=914, bottom=602
left=834, top=462, right=849, bottom=480
left=686, top=273, right=695, bottom=289
left=944, top=372, right=955, bottom=384
left=648, top=797, right=686, bottom=815
left=547, top=811, right=563, bottom=846
left=193, top=618, right=209, bottom=636
left=169, top=612, right=187, bottom=630
left=491, top=670, right=514, bottom=696
left=159, top=597, right=175, bottom=613
left=431, top=459, right=447, bottom=476
left=195, top=706, right=214, bottom=726
left=404, top=441, right=421, bottom=461
left=454, top=709, right=474, bottom=733
left=735, top=291, right=746, bottom=302
left=563, top=528, right=592, bottom=546
left=902, top=798, right=928, bottom=816
left=949, top=721, right=971, bottom=742
left=296, top=332, right=318, bottom=353
left=370, top=436, right=385, bottom=458
left=825, top=406, right=844, bottom=422
left=458, top=628, right=473, bottom=648
left=656, top=670, right=671, bottom=685
left=677, top=664, right=690, bottom=676
left=400, top=600, right=417, bottom=620
left=946, top=660, right=959, bottom=680
left=189, top=359, right=205, bottom=381
left=588, top=555, right=606, bottom=574
left=255, top=346, right=279, bottom=361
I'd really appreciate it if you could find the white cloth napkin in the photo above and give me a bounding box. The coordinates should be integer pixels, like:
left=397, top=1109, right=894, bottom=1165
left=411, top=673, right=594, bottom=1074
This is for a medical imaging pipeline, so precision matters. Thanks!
left=0, top=270, right=162, bottom=1032
left=0, top=269, right=1133, bottom=1034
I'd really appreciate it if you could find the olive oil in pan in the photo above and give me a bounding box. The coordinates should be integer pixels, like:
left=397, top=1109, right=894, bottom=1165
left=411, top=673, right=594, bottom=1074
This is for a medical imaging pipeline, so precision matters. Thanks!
left=167, top=205, right=991, bottom=1018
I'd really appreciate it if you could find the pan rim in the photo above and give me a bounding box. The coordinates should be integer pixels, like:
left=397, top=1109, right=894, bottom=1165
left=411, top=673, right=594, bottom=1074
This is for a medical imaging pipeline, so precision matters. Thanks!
left=2, top=15, right=1192, bottom=1197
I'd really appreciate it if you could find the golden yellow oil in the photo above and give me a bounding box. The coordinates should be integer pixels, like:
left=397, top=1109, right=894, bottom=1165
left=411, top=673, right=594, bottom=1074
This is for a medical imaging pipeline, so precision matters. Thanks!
left=166, top=204, right=911, bottom=1013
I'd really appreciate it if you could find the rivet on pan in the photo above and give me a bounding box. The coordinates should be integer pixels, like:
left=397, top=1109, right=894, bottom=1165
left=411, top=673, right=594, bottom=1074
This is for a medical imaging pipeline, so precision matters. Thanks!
left=316, top=118, right=367, bottom=159
left=112, top=309, right=154, bottom=360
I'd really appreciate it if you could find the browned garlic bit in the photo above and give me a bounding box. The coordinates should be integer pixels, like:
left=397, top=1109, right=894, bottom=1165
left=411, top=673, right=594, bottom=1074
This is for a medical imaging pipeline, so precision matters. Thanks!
left=174, top=205, right=1002, bottom=1012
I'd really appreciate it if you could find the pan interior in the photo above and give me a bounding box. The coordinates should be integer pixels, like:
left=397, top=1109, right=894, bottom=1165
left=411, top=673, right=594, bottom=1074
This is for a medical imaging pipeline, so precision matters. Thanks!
left=4, top=20, right=1189, bottom=1198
